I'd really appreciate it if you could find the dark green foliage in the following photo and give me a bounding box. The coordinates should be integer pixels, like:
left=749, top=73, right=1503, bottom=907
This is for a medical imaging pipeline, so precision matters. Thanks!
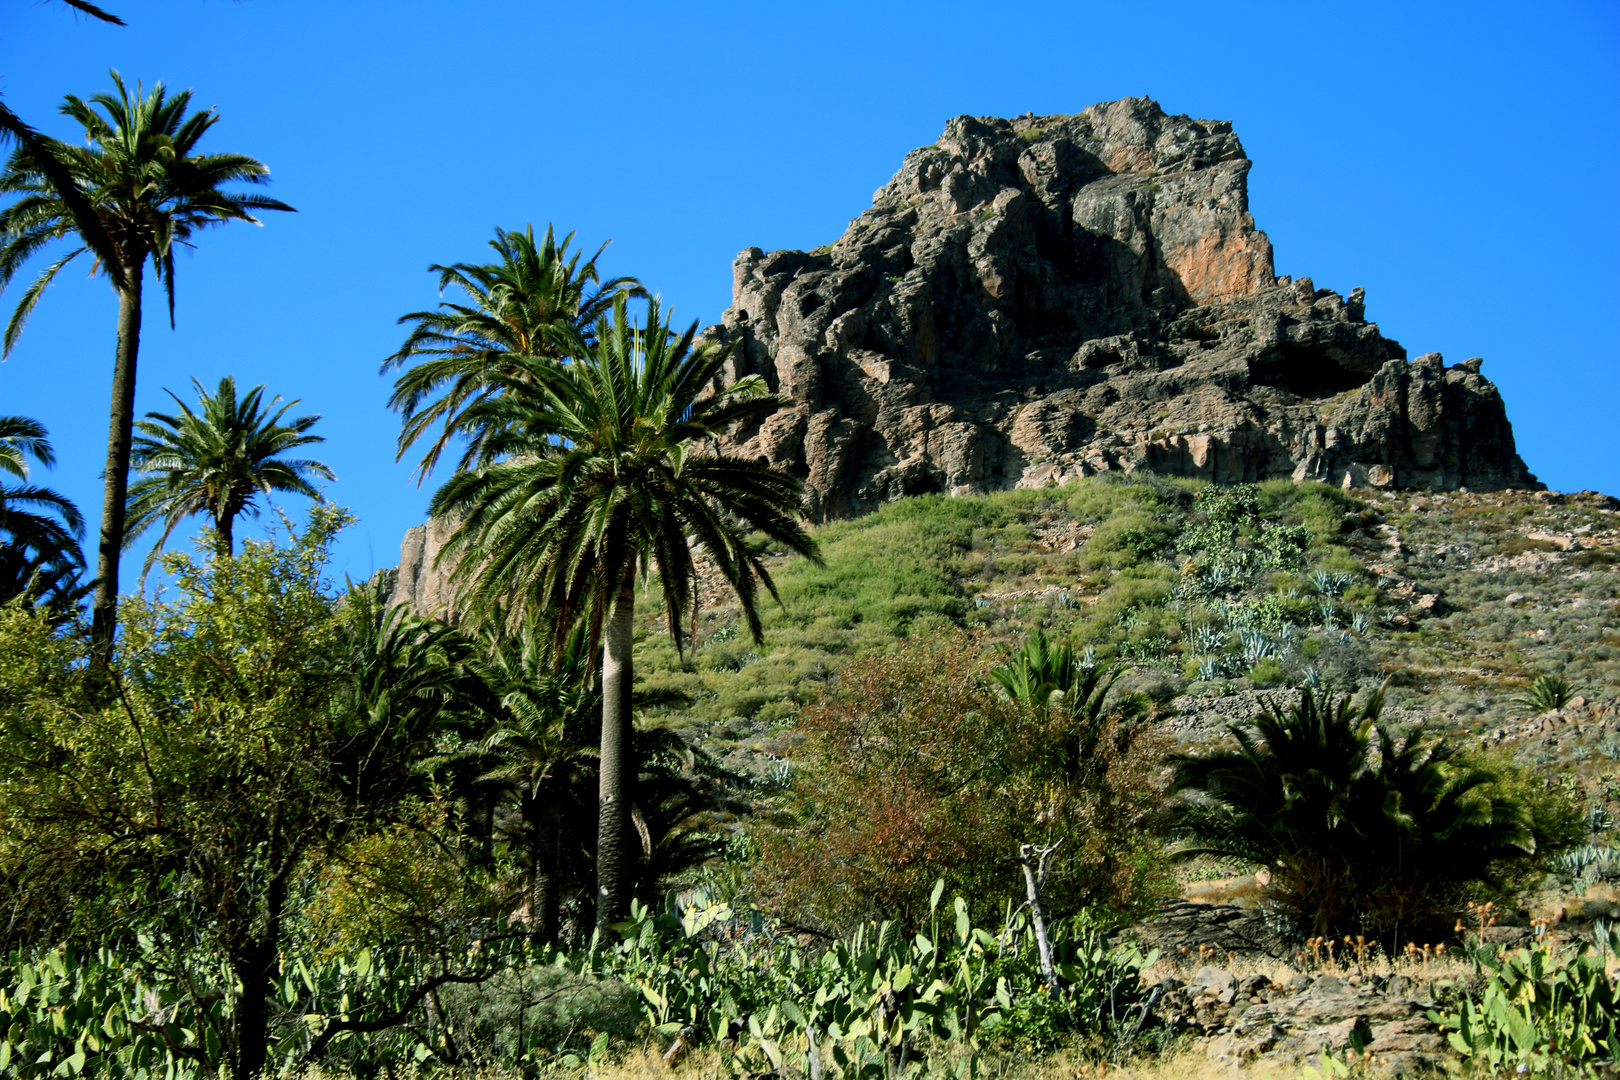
left=124, top=376, right=333, bottom=569
left=0, top=416, right=85, bottom=615
left=382, top=223, right=643, bottom=481
left=1165, top=689, right=1551, bottom=941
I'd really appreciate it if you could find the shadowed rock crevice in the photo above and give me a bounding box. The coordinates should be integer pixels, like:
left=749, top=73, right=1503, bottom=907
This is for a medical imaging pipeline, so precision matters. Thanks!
left=702, top=98, right=1539, bottom=520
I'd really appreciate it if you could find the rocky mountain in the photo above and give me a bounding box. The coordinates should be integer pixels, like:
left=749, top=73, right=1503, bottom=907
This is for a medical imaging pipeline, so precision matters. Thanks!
left=700, top=97, right=1539, bottom=521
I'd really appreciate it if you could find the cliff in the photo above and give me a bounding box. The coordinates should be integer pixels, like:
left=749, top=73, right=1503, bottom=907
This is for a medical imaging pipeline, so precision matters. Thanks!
left=700, top=97, right=1539, bottom=520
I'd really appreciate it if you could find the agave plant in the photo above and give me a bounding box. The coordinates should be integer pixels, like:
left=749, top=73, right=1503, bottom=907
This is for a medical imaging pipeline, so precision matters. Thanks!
left=1190, top=623, right=1226, bottom=657
left=1309, top=569, right=1356, bottom=598
left=1520, top=673, right=1581, bottom=715
left=1237, top=627, right=1276, bottom=664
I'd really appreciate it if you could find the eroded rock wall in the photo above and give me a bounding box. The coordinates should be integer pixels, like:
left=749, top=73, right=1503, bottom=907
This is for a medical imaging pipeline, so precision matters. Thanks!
left=703, top=98, right=1539, bottom=519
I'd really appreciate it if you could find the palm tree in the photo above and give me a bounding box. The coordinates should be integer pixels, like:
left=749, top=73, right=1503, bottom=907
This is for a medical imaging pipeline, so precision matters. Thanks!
left=991, top=630, right=1126, bottom=780
left=1520, top=673, right=1581, bottom=715
left=0, top=415, right=87, bottom=613
left=0, top=4, right=127, bottom=293
left=472, top=620, right=599, bottom=943
left=382, top=223, right=643, bottom=482
left=426, top=294, right=821, bottom=932
left=123, top=376, right=333, bottom=575
left=0, top=71, right=294, bottom=659
left=1165, top=689, right=1536, bottom=940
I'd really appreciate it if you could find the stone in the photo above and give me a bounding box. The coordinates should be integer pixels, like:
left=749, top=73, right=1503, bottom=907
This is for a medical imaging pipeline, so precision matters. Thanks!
left=1192, top=966, right=1236, bottom=995
left=1170, top=968, right=1444, bottom=1073
left=702, top=98, right=1541, bottom=520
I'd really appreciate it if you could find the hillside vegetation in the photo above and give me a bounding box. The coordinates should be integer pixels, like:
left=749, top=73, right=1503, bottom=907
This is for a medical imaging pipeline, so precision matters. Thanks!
left=634, top=476, right=1620, bottom=791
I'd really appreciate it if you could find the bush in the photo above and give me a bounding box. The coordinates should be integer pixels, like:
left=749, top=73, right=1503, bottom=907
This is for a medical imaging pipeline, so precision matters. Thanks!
left=1083, top=511, right=1177, bottom=569
left=1247, top=656, right=1288, bottom=687
left=754, top=632, right=1169, bottom=934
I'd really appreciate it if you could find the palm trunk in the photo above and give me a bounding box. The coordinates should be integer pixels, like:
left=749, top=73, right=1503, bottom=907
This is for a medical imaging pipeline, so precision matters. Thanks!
left=522, top=784, right=560, bottom=944
left=90, top=269, right=142, bottom=665
left=216, top=513, right=234, bottom=558
left=595, top=583, right=635, bottom=936
left=533, top=802, right=560, bottom=945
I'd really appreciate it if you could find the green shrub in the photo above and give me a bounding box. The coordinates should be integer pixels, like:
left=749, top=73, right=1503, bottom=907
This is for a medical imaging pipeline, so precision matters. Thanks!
left=1083, top=511, right=1177, bottom=569
left=1247, top=657, right=1287, bottom=687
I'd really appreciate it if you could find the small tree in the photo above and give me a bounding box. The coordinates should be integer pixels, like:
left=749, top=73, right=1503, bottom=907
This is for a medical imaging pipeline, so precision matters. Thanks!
left=0, top=507, right=490, bottom=1078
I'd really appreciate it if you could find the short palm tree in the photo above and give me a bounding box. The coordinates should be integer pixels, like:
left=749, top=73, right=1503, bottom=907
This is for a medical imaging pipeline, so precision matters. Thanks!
left=124, top=376, right=333, bottom=574
left=1520, top=673, right=1581, bottom=715
left=1165, top=689, right=1536, bottom=940
left=382, top=223, right=643, bottom=482
left=428, top=294, right=821, bottom=931
left=991, top=630, right=1125, bottom=779
left=0, top=70, right=294, bottom=656
left=0, top=415, right=86, bottom=612
left=472, top=620, right=599, bottom=943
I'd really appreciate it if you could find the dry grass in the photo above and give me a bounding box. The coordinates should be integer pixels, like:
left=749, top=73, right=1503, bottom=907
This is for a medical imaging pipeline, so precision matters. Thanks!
left=505, top=1043, right=1465, bottom=1079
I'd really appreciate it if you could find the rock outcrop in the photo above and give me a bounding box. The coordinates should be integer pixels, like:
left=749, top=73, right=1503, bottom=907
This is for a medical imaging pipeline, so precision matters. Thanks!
left=701, top=97, right=1539, bottom=520
left=385, top=517, right=465, bottom=623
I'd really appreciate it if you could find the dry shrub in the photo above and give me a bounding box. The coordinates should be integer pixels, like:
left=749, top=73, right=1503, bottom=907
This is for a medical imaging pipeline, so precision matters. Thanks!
left=752, top=631, right=1170, bottom=935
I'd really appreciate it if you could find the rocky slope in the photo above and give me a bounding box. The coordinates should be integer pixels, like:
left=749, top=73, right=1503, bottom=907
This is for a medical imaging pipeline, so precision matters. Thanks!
left=702, top=97, right=1539, bottom=520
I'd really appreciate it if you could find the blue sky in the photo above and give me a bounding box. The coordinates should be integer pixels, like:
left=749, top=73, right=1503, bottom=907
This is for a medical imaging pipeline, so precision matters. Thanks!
left=1, top=0, right=1616, bottom=588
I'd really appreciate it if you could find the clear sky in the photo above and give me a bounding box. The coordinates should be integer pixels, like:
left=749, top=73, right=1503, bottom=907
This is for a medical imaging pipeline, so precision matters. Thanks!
left=2, top=0, right=1616, bottom=589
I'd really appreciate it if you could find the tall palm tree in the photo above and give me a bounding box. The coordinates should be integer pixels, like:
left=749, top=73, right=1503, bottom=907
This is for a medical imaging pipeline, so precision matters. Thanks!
left=427, top=295, right=821, bottom=932
left=0, top=415, right=86, bottom=612
left=382, top=223, right=643, bottom=482
left=0, top=71, right=294, bottom=659
left=124, top=376, right=332, bottom=574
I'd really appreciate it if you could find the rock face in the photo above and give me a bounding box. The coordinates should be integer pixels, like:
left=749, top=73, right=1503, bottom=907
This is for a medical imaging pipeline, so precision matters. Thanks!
left=701, top=98, right=1539, bottom=520
left=386, top=517, right=465, bottom=623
